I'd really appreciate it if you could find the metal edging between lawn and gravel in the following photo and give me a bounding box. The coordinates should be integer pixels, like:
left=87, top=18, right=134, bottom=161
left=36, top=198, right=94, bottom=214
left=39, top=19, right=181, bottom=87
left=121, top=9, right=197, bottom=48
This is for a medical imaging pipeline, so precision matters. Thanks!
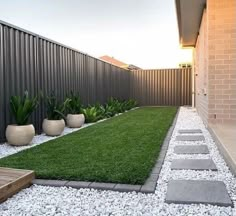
left=32, top=107, right=180, bottom=193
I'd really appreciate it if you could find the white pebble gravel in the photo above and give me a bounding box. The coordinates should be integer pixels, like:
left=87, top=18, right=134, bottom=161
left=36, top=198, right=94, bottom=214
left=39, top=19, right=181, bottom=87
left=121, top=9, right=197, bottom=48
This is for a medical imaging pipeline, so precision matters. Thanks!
left=0, top=111, right=125, bottom=159
left=0, top=122, right=96, bottom=159
left=0, top=107, right=235, bottom=216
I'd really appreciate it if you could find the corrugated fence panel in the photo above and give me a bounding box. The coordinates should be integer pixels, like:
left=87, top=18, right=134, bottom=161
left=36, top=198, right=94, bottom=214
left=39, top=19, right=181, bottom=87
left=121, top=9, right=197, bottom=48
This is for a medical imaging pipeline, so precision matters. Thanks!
left=0, top=21, right=130, bottom=142
left=130, top=68, right=192, bottom=106
left=0, top=20, right=192, bottom=142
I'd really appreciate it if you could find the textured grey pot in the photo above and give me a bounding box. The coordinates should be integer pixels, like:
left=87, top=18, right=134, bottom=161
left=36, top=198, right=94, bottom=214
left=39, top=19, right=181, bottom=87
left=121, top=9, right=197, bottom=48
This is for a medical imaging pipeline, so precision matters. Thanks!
left=6, top=124, right=35, bottom=146
left=66, top=114, right=85, bottom=128
left=42, top=119, right=65, bottom=136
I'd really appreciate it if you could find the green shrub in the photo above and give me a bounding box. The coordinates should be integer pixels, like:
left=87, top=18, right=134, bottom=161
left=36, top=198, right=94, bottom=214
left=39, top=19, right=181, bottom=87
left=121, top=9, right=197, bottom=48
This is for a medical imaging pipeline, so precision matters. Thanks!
left=66, top=91, right=82, bottom=114
left=104, top=103, right=117, bottom=117
left=122, top=99, right=138, bottom=110
left=81, top=107, right=100, bottom=123
left=106, top=97, right=123, bottom=114
left=105, top=97, right=138, bottom=114
left=93, top=103, right=107, bottom=119
left=82, top=98, right=138, bottom=123
left=10, top=90, right=40, bottom=125
left=45, top=93, right=71, bottom=120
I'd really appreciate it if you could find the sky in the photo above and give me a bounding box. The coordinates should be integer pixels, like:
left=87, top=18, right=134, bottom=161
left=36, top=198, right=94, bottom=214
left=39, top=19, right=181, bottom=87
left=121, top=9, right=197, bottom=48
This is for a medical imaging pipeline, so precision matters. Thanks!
left=0, top=0, right=192, bottom=69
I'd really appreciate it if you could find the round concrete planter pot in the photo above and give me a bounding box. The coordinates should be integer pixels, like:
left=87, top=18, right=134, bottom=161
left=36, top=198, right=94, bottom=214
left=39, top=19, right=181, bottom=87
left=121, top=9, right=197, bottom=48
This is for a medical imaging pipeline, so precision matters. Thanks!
left=42, top=119, right=65, bottom=136
left=66, top=114, right=85, bottom=128
left=6, top=124, right=35, bottom=146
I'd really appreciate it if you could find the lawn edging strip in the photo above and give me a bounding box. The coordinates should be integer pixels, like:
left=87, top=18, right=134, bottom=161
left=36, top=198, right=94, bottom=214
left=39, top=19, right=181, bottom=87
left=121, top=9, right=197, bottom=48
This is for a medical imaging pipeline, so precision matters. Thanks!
left=32, top=107, right=180, bottom=193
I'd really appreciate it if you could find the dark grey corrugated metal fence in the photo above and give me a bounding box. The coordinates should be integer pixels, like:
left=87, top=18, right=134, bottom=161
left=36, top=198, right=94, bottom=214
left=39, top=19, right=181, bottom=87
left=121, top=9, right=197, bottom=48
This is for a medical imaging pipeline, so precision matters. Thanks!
left=0, top=20, right=130, bottom=142
left=130, top=69, right=192, bottom=106
left=0, top=20, right=192, bottom=142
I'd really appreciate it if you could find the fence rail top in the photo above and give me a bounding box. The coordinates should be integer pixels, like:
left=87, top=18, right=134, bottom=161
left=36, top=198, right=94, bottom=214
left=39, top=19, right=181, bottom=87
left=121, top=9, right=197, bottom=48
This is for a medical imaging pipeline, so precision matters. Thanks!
left=132, top=68, right=192, bottom=71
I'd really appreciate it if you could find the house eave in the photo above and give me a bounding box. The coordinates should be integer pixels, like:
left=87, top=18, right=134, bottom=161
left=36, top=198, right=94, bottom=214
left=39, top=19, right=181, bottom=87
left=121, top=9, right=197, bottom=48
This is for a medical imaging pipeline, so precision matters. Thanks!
left=175, top=0, right=206, bottom=47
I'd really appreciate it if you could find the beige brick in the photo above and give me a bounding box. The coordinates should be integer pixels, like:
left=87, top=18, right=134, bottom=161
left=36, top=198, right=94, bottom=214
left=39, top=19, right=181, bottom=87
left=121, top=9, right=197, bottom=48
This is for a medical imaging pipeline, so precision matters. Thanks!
left=215, top=95, right=229, bottom=99
left=209, top=55, right=215, bottom=60
left=216, top=54, right=229, bottom=59
left=224, top=89, right=235, bottom=94
left=208, top=95, right=215, bottom=99
left=209, top=89, right=223, bottom=95
left=215, top=64, right=229, bottom=69
left=216, top=84, right=230, bottom=89
left=231, top=84, right=236, bottom=90
left=223, top=119, right=236, bottom=124
left=230, top=105, right=236, bottom=110
left=223, top=100, right=236, bottom=104
left=216, top=114, right=230, bottom=119
left=209, top=74, right=216, bottom=79
left=209, top=109, right=224, bottom=114
left=209, top=104, right=216, bottom=109
left=230, top=114, right=236, bottom=119
left=224, top=59, right=236, bottom=64
left=215, top=74, right=229, bottom=79
left=223, top=79, right=235, bottom=84
left=209, top=119, right=223, bottom=124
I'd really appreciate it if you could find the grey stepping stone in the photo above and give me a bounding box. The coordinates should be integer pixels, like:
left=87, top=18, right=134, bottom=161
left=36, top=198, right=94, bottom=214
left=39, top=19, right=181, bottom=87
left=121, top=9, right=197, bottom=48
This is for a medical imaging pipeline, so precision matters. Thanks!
left=171, top=159, right=217, bottom=170
left=165, top=180, right=233, bottom=207
left=178, top=129, right=202, bottom=134
left=174, top=145, right=209, bottom=154
left=175, top=135, right=205, bottom=141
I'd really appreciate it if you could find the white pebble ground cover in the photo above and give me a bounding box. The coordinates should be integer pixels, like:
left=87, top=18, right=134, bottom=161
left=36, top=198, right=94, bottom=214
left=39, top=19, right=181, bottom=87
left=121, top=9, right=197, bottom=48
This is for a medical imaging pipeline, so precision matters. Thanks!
left=0, top=122, right=93, bottom=159
left=0, top=107, right=236, bottom=216
left=0, top=116, right=112, bottom=159
left=0, top=110, right=128, bottom=159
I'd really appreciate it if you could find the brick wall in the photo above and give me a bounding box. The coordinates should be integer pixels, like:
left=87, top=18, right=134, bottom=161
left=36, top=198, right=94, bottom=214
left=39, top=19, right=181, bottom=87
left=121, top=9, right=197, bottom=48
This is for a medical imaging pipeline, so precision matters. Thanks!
left=194, top=10, right=208, bottom=125
left=194, top=0, right=236, bottom=125
left=207, top=0, right=236, bottom=124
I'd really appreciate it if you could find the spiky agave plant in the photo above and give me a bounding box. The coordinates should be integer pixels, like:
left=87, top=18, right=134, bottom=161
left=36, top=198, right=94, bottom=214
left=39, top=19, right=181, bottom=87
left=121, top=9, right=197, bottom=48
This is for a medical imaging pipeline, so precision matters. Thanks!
left=10, top=90, right=40, bottom=125
left=66, top=91, right=82, bottom=114
left=45, top=93, right=71, bottom=120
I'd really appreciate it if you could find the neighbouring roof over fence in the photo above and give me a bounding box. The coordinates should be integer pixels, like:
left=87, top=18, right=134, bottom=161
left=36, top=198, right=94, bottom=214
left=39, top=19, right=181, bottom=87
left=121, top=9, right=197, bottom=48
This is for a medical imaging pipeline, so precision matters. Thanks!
left=99, top=55, right=141, bottom=70
left=175, top=0, right=206, bottom=47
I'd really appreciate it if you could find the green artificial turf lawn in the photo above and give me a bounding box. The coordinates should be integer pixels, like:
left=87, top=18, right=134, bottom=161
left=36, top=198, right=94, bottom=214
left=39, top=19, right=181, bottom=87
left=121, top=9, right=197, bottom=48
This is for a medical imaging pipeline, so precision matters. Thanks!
left=0, top=107, right=177, bottom=184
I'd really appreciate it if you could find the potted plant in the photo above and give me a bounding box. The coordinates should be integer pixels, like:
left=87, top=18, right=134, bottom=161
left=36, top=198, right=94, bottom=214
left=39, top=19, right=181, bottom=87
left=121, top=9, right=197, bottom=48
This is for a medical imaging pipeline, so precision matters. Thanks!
left=42, top=93, right=70, bottom=136
left=6, top=91, right=40, bottom=146
left=66, top=91, right=85, bottom=128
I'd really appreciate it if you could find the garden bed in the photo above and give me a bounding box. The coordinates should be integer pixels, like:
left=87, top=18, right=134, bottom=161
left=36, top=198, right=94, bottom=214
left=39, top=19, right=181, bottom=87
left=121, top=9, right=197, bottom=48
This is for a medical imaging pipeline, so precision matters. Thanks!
left=0, top=107, right=177, bottom=184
